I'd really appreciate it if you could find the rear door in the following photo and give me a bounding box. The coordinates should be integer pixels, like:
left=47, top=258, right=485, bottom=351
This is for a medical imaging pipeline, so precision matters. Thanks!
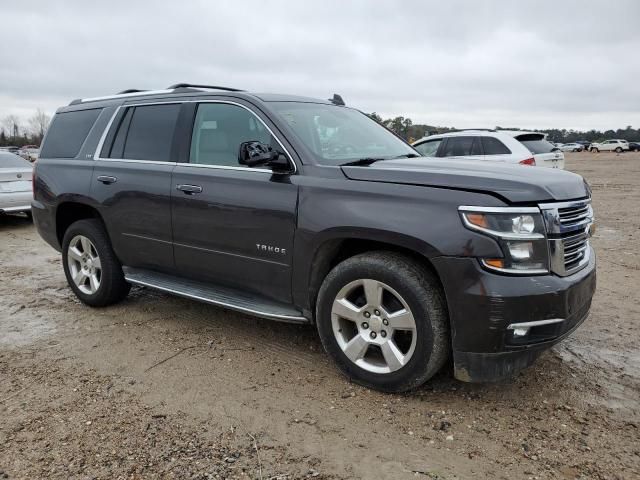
left=438, top=136, right=483, bottom=161
left=92, top=102, right=181, bottom=271
left=171, top=100, right=298, bottom=303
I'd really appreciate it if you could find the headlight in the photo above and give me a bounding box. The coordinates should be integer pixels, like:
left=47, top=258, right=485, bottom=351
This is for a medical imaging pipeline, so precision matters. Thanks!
left=459, top=206, right=549, bottom=274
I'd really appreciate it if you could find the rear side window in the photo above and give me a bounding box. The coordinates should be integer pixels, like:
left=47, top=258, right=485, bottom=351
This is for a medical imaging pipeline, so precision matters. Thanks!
left=441, top=136, right=482, bottom=157
left=414, top=139, right=442, bottom=157
left=40, top=109, right=101, bottom=158
left=105, top=104, right=180, bottom=161
left=515, top=134, right=556, bottom=154
left=482, top=137, right=512, bottom=155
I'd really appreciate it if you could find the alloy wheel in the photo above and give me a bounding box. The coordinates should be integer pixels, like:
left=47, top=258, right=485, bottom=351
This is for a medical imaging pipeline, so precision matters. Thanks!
left=67, top=235, right=102, bottom=295
left=331, top=278, right=417, bottom=374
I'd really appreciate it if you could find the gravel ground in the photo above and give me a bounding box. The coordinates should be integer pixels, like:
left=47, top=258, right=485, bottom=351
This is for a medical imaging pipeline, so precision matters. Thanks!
left=0, top=151, right=638, bottom=479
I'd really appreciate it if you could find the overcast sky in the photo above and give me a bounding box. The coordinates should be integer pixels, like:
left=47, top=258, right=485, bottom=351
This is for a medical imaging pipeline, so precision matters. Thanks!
left=1, top=0, right=639, bottom=131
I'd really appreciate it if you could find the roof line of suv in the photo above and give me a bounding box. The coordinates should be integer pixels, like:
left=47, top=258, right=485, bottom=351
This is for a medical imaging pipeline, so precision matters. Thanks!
left=71, top=84, right=347, bottom=108
left=71, top=83, right=245, bottom=105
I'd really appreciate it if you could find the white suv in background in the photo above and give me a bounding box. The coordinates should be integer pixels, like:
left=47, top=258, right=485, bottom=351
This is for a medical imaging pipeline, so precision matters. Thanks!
left=588, top=139, right=629, bottom=153
left=412, top=130, right=565, bottom=169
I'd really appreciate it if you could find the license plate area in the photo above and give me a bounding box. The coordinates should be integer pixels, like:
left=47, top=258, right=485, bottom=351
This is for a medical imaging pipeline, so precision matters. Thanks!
left=0, top=181, right=30, bottom=192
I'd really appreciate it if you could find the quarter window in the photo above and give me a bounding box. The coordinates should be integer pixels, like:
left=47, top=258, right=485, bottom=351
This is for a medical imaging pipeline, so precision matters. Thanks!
left=482, top=137, right=512, bottom=155
left=414, top=139, right=442, bottom=157
left=189, top=103, right=277, bottom=167
left=40, top=108, right=102, bottom=159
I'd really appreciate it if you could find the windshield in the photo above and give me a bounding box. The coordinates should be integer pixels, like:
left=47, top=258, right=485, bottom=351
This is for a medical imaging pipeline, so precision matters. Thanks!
left=270, top=102, right=417, bottom=165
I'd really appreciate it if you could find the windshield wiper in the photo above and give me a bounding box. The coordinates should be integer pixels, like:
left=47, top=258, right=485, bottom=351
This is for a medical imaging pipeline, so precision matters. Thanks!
left=340, top=158, right=386, bottom=167
left=392, top=153, right=420, bottom=159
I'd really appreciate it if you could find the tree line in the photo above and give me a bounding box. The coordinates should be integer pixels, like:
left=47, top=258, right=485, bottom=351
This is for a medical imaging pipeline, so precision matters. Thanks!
left=1, top=109, right=638, bottom=148
left=368, top=113, right=640, bottom=144
left=0, top=110, right=51, bottom=147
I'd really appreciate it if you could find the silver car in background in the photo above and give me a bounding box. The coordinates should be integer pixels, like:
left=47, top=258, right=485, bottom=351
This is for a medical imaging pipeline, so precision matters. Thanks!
left=0, top=152, right=33, bottom=217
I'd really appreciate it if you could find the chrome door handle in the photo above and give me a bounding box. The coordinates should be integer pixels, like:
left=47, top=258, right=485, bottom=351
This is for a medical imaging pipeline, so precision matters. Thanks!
left=176, top=184, right=203, bottom=194
left=97, top=175, right=117, bottom=184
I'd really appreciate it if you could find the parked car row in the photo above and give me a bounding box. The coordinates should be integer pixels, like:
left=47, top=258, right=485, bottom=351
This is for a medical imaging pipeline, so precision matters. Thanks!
left=0, top=151, right=33, bottom=217
left=0, top=145, right=40, bottom=162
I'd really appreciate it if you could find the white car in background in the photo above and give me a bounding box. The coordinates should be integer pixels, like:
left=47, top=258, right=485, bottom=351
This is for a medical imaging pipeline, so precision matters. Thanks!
left=558, top=142, right=584, bottom=152
left=588, top=139, right=629, bottom=153
left=412, top=129, right=565, bottom=169
left=0, top=152, right=33, bottom=217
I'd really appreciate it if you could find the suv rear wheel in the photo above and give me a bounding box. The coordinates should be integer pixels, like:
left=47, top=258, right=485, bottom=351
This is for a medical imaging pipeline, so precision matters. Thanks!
left=615, top=147, right=623, bottom=153
left=62, top=219, right=130, bottom=307
left=316, top=251, right=449, bottom=392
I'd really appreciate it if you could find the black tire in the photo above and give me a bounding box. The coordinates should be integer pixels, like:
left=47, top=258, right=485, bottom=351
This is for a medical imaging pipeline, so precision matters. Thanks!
left=615, top=147, right=623, bottom=153
left=61, top=219, right=130, bottom=307
left=316, top=251, right=449, bottom=392
left=591, top=147, right=599, bottom=153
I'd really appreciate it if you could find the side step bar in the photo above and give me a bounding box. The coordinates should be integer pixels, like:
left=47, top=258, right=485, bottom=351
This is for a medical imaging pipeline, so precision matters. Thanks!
left=123, top=267, right=309, bottom=324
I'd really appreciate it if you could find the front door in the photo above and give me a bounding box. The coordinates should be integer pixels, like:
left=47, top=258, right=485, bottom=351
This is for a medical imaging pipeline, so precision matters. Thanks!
left=171, top=101, right=298, bottom=303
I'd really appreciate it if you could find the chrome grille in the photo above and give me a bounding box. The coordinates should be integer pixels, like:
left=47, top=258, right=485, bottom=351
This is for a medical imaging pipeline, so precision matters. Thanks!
left=539, top=199, right=594, bottom=276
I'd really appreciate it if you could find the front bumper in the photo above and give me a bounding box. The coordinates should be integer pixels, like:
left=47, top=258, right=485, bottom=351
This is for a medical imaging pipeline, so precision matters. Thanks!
left=432, top=248, right=596, bottom=382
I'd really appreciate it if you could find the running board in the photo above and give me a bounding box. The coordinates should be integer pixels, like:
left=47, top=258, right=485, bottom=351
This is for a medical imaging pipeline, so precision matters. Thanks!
left=123, top=267, right=309, bottom=324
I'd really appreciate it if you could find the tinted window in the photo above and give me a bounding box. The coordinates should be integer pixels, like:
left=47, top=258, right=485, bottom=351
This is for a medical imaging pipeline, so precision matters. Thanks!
left=107, top=107, right=134, bottom=158
left=441, top=136, right=482, bottom=157
left=190, top=103, right=277, bottom=167
left=40, top=108, right=101, bottom=158
left=482, top=137, right=512, bottom=155
left=414, top=139, right=442, bottom=157
left=0, top=152, right=32, bottom=168
left=113, top=104, right=181, bottom=161
left=516, top=134, right=556, bottom=154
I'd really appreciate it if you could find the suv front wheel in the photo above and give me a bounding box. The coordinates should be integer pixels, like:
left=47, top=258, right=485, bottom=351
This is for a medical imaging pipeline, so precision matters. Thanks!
left=316, top=252, right=449, bottom=392
left=62, top=219, right=130, bottom=307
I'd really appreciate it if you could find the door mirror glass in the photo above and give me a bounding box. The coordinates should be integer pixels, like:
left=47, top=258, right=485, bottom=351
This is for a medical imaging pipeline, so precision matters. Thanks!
left=238, top=141, right=290, bottom=172
left=238, top=141, right=278, bottom=166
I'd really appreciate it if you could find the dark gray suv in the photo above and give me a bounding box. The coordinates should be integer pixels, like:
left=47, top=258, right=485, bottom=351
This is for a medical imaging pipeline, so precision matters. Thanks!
left=32, top=84, right=596, bottom=392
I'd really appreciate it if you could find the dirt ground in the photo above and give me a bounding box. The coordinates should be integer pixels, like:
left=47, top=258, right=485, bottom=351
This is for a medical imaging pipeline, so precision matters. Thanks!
left=1, top=151, right=638, bottom=480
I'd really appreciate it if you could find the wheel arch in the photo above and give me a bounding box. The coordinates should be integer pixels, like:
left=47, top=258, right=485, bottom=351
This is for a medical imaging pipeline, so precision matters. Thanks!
left=304, top=230, right=446, bottom=321
left=56, top=201, right=105, bottom=246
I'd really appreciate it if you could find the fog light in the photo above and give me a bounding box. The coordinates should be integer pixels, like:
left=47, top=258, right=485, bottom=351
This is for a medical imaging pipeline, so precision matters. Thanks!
left=507, top=241, right=533, bottom=260
left=512, top=327, right=530, bottom=337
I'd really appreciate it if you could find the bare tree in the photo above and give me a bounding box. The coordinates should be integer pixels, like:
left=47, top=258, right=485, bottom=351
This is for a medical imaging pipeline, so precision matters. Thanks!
left=2, top=115, right=21, bottom=140
left=28, top=109, right=51, bottom=143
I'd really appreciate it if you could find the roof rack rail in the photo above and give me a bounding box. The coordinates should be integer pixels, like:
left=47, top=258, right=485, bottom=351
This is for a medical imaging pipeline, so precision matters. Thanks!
left=167, top=83, right=244, bottom=92
left=445, top=128, right=496, bottom=133
left=117, top=89, right=148, bottom=94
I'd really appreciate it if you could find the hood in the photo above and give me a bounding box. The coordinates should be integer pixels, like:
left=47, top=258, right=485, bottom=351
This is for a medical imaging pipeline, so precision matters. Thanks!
left=341, top=158, right=589, bottom=203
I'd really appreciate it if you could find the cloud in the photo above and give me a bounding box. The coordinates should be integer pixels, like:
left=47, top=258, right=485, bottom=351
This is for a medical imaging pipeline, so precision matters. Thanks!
left=1, top=0, right=639, bottom=130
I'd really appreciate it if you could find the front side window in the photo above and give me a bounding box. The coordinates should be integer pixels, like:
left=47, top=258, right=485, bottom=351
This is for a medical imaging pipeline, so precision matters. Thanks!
left=414, top=139, right=442, bottom=157
left=270, top=102, right=416, bottom=165
left=189, top=103, right=277, bottom=167
left=441, top=136, right=482, bottom=157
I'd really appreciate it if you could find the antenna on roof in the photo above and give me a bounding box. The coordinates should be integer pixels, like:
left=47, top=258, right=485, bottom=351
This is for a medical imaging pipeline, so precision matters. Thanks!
left=329, top=94, right=345, bottom=106
left=167, top=83, right=244, bottom=92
